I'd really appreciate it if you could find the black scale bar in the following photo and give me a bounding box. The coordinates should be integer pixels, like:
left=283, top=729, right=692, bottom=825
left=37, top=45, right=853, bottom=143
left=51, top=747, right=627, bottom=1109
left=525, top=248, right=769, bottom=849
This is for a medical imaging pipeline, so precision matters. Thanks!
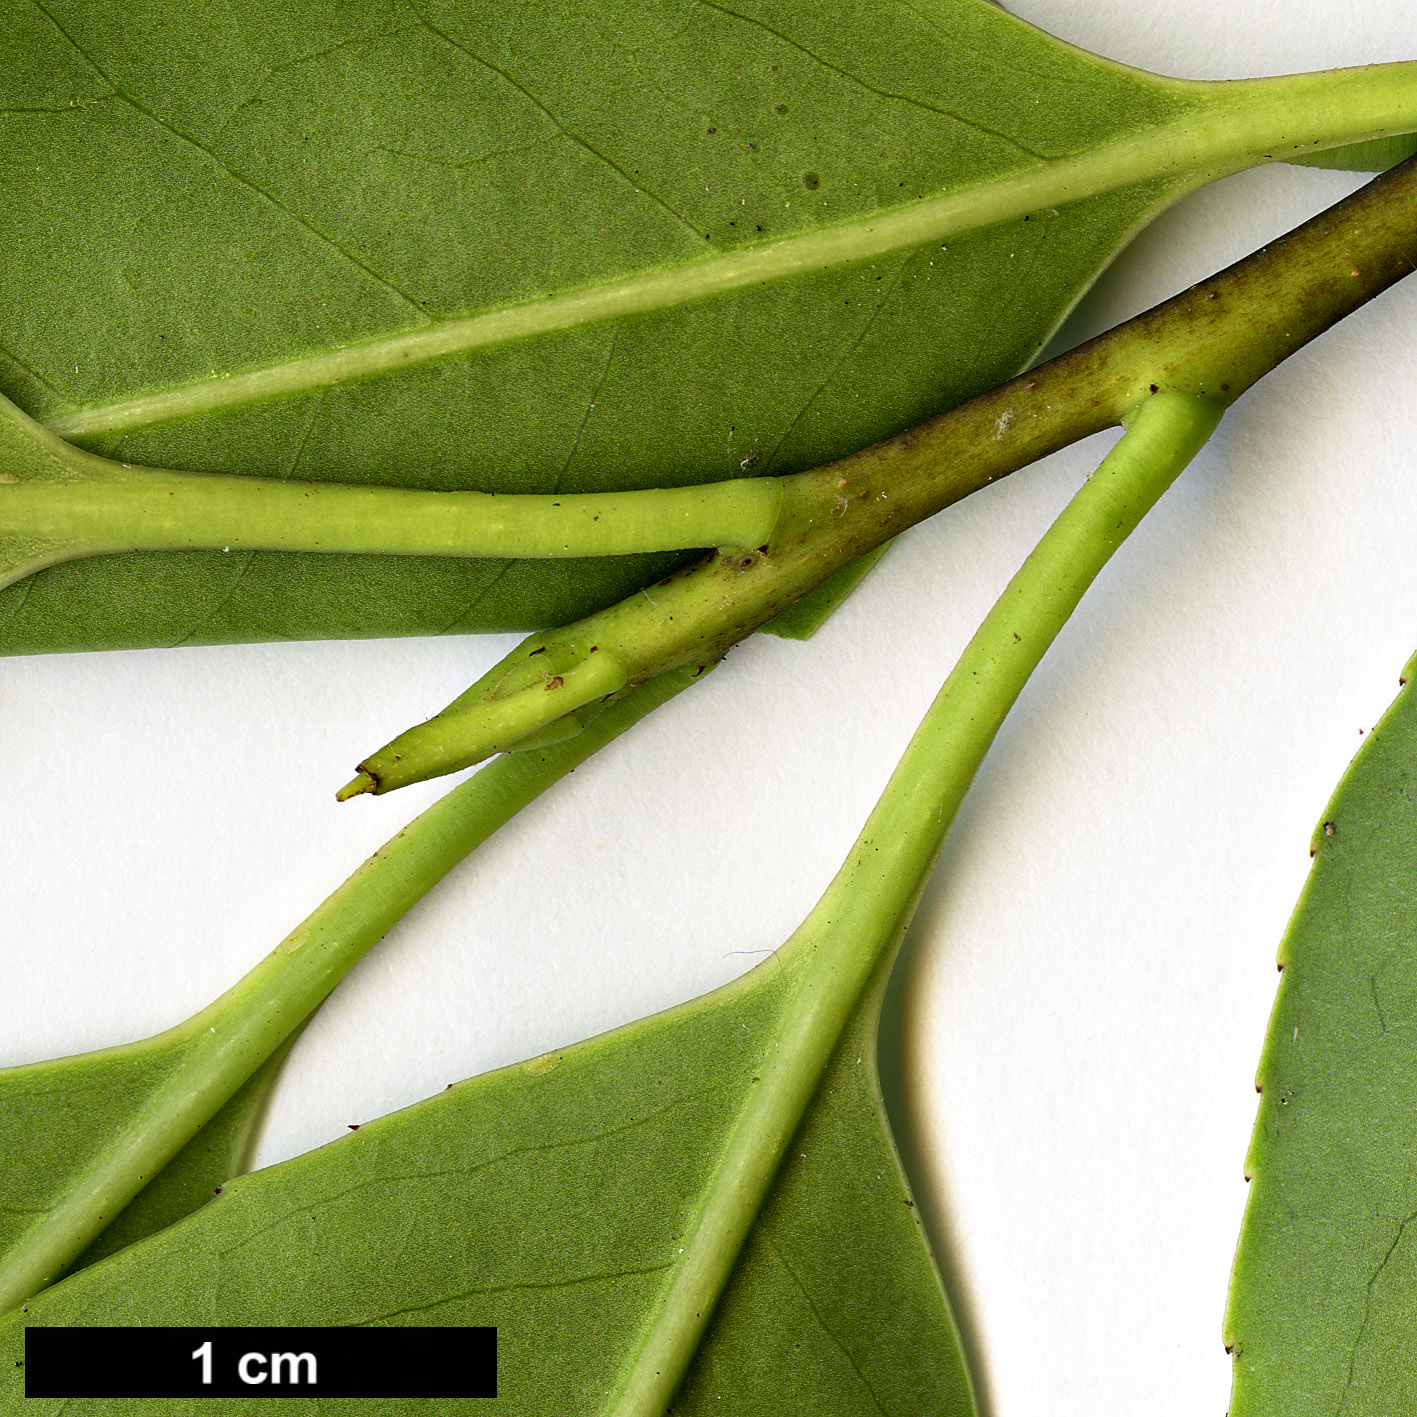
left=23, top=1326, right=496, bottom=1398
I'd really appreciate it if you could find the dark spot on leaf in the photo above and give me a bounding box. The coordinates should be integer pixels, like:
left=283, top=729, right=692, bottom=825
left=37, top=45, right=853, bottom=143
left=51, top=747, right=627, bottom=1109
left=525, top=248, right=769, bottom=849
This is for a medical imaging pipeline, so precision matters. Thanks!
left=546, top=675, right=565, bottom=690
left=1149, top=384, right=1159, bottom=393
left=802, top=171, right=820, bottom=190
left=529, top=645, right=546, bottom=655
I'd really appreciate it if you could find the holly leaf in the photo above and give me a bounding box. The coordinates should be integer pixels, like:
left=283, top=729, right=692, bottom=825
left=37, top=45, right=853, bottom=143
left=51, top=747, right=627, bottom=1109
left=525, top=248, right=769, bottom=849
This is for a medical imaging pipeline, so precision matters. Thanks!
left=1226, top=656, right=1417, bottom=1413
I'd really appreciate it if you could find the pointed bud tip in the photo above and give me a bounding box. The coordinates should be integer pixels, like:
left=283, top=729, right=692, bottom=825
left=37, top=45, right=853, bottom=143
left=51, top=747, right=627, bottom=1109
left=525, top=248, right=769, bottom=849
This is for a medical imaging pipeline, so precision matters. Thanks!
left=336, top=770, right=376, bottom=802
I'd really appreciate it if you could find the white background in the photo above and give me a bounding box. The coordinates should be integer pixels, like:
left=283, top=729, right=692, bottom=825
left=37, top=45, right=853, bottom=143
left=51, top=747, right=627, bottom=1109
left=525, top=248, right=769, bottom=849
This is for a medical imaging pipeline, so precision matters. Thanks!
left=4, top=2, right=1417, bottom=1412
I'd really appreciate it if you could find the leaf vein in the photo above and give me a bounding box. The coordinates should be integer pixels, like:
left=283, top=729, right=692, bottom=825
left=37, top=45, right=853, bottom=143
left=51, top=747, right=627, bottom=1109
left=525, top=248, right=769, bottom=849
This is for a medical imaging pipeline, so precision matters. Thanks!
left=355, top=1258, right=674, bottom=1323
left=764, top=1234, right=892, bottom=1416
left=167, top=392, right=328, bottom=648
left=895, top=0, right=1096, bottom=95
left=696, top=0, right=1048, bottom=160
left=0, top=93, right=117, bottom=117
left=762, top=254, right=910, bottom=473
left=358, top=1084, right=737, bottom=1194
left=362, top=133, right=557, bottom=173
left=433, top=560, right=514, bottom=635
left=1333, top=1209, right=1417, bottom=1415
left=166, top=552, right=258, bottom=650
left=209, top=1185, right=369, bottom=1260
left=400, top=0, right=711, bottom=244
left=0, top=340, right=69, bottom=405
left=0, top=561, right=39, bottom=635
left=555, top=323, right=622, bottom=492
left=212, top=23, right=423, bottom=142
left=26, top=0, right=426, bottom=316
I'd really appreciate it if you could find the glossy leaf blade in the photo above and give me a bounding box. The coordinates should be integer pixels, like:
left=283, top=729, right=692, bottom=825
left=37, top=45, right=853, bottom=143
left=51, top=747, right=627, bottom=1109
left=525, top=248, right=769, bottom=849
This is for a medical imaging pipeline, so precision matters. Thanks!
left=1, top=953, right=972, bottom=1416
left=1226, top=660, right=1417, bottom=1413
left=0, top=0, right=1194, bottom=652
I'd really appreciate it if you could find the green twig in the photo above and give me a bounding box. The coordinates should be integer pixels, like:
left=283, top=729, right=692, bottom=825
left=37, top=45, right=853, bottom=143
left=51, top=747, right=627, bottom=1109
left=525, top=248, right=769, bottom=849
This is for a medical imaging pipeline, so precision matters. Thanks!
left=348, top=151, right=1417, bottom=798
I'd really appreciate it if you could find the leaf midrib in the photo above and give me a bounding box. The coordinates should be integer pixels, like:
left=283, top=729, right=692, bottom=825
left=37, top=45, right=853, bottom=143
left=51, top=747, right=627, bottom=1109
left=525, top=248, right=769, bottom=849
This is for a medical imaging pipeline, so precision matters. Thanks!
left=43, top=65, right=1417, bottom=444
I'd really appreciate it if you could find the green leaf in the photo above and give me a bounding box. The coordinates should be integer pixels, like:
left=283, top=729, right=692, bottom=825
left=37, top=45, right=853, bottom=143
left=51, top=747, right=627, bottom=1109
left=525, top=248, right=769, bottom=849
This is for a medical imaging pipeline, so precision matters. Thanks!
left=0, top=950, right=973, bottom=1416
left=1226, top=656, right=1417, bottom=1414
left=3, top=0, right=1408, bottom=653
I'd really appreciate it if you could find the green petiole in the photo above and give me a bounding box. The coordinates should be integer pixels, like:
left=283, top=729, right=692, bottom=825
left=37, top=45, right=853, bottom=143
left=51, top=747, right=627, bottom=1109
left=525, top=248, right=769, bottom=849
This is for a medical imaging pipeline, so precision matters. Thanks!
left=610, top=389, right=1222, bottom=1415
left=0, top=393, right=783, bottom=593
left=348, top=150, right=1417, bottom=798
